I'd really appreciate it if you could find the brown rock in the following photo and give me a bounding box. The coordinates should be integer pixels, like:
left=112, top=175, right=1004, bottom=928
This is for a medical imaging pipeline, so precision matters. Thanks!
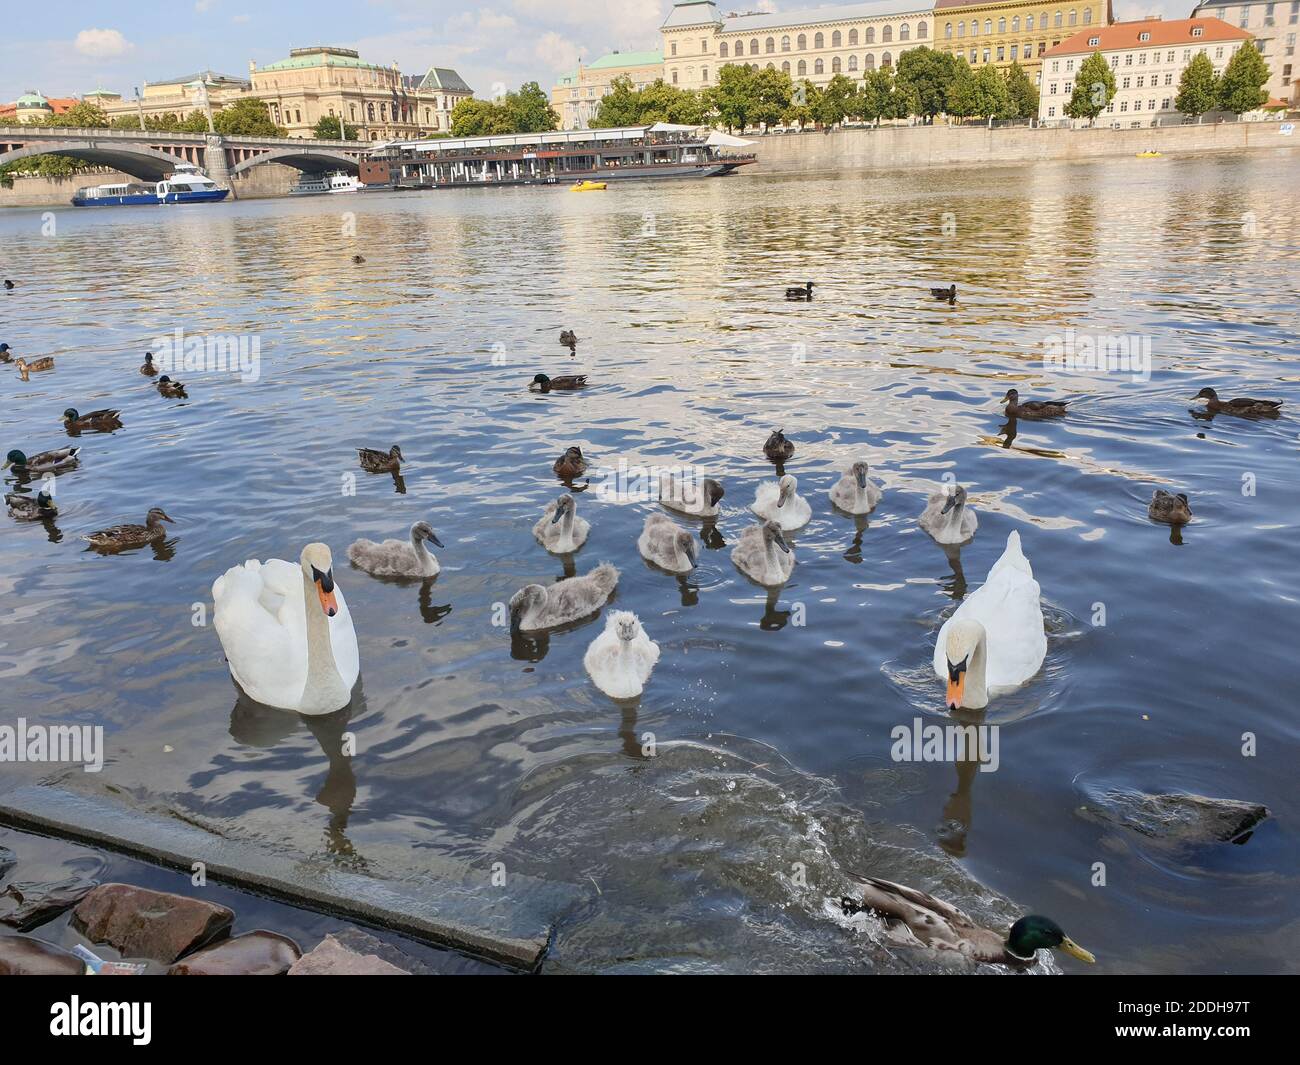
left=0, top=934, right=87, bottom=975
left=0, top=876, right=98, bottom=932
left=168, top=930, right=301, bottom=975
left=287, top=933, right=409, bottom=975
left=72, top=883, right=234, bottom=964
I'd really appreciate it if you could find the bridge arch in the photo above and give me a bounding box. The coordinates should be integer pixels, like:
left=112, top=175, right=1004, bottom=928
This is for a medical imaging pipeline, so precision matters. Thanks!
left=0, top=141, right=190, bottom=181
left=229, top=148, right=361, bottom=176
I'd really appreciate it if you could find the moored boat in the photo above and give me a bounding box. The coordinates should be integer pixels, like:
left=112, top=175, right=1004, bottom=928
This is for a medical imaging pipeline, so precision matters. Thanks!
left=71, top=163, right=228, bottom=207
left=289, top=171, right=363, bottom=196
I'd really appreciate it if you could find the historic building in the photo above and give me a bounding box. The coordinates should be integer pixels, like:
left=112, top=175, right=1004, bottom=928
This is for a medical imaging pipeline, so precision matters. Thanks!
left=1037, top=17, right=1254, bottom=125
left=1191, top=0, right=1299, bottom=104
left=661, top=0, right=935, bottom=91
left=551, top=50, right=664, bottom=129
left=1, top=91, right=79, bottom=123
left=932, top=0, right=1112, bottom=79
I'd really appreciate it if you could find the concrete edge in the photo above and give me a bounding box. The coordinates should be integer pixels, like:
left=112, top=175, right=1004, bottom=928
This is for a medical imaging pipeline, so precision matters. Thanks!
left=0, top=785, right=580, bottom=973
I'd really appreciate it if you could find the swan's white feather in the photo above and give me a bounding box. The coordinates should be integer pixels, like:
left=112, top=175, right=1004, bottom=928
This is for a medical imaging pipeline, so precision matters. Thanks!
left=751, top=479, right=812, bottom=530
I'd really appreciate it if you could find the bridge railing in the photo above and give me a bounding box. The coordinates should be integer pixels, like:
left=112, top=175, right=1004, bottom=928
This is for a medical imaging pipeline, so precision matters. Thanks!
left=0, top=126, right=365, bottom=150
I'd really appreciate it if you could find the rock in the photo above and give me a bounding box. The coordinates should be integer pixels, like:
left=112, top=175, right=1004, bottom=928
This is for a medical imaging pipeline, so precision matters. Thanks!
left=288, top=933, right=409, bottom=975
left=330, top=926, right=434, bottom=974
left=168, top=930, right=301, bottom=975
left=0, top=876, right=98, bottom=932
left=0, top=845, right=15, bottom=881
left=1081, top=787, right=1270, bottom=845
left=0, top=934, right=87, bottom=975
left=72, top=883, right=234, bottom=963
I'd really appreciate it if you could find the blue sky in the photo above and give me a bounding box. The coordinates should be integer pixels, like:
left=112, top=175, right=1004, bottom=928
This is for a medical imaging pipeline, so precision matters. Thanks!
left=4, top=0, right=1189, bottom=105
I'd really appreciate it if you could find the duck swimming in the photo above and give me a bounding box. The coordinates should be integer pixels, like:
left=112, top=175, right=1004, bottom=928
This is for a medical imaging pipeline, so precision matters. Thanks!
left=352, top=255, right=366, bottom=264
left=157, top=375, right=187, bottom=398
left=659, top=473, right=724, bottom=518
left=638, top=513, right=697, bottom=573
left=140, top=352, right=158, bottom=376
left=763, top=429, right=795, bottom=462
left=1002, top=388, right=1068, bottom=419
left=62, top=408, right=122, bottom=433
left=530, top=373, right=587, bottom=393
left=0, top=343, right=12, bottom=362
left=15, top=356, right=54, bottom=374
left=3, top=280, right=14, bottom=291
left=731, top=520, right=794, bottom=586
left=357, top=445, right=402, bottom=473
left=752, top=474, right=812, bottom=531
left=840, top=878, right=1094, bottom=967
left=534, top=493, right=589, bottom=553
left=584, top=611, right=660, bottom=699
left=83, top=508, right=175, bottom=551
left=1192, top=387, right=1282, bottom=418
left=559, top=330, right=577, bottom=348
left=553, top=446, right=588, bottom=480
left=1148, top=489, right=1192, bottom=525
left=829, top=461, right=882, bottom=515
left=930, top=284, right=957, bottom=304
left=213, top=543, right=360, bottom=715
left=785, top=282, right=814, bottom=300
left=933, top=531, right=1046, bottom=710
left=5, top=490, right=57, bottom=521
left=3, top=447, right=81, bottom=475
left=509, top=563, right=618, bottom=632
left=348, top=521, right=444, bottom=578
left=919, top=483, right=978, bottom=544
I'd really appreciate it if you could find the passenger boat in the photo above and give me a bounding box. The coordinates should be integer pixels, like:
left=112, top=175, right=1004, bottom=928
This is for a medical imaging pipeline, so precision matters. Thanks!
left=289, top=171, right=363, bottom=196
left=363, top=123, right=756, bottom=192
left=71, top=163, right=228, bottom=207
left=571, top=180, right=607, bottom=192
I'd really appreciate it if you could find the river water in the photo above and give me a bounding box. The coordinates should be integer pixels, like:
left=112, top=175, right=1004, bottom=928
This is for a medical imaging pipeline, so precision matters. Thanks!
left=2, top=150, right=1298, bottom=973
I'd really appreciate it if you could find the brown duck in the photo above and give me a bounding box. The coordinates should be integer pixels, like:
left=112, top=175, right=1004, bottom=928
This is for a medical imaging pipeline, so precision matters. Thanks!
left=157, top=375, right=188, bottom=398
left=140, top=352, right=159, bottom=376
left=930, top=284, right=957, bottom=304
left=1148, top=489, right=1192, bottom=525
left=357, top=445, right=403, bottom=473
left=63, top=407, right=122, bottom=433
left=553, top=446, right=587, bottom=479
left=83, top=508, right=175, bottom=551
left=15, top=356, right=54, bottom=374
left=763, top=429, right=795, bottom=461
left=1192, top=387, right=1282, bottom=418
left=1003, top=388, right=1068, bottom=419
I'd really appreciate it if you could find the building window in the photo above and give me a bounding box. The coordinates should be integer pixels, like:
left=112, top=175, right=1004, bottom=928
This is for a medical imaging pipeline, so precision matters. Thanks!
left=815, top=32, right=824, bottom=48
left=957, top=21, right=965, bottom=37
left=883, top=26, right=893, bottom=43
left=832, top=30, right=842, bottom=47
left=919, top=21, right=928, bottom=38
left=1192, top=27, right=1203, bottom=37
left=720, top=42, right=728, bottom=57
left=671, top=43, right=677, bottom=56
left=766, top=37, right=775, bottom=53
left=946, top=21, right=954, bottom=38
left=833, top=56, right=842, bottom=72
left=1088, top=35, right=1099, bottom=45
left=703, top=67, right=709, bottom=81
left=848, top=54, right=858, bottom=70
left=998, top=17, right=1007, bottom=32
left=672, top=70, right=678, bottom=83
left=798, top=59, right=807, bottom=75
left=751, top=38, right=760, bottom=53
left=1024, top=44, right=1032, bottom=57
left=782, top=35, right=791, bottom=51
left=815, top=58, right=824, bottom=73
left=867, top=27, right=876, bottom=43
left=782, top=61, right=791, bottom=73
left=1048, top=105, right=1056, bottom=116
left=1140, top=31, right=1150, bottom=41
left=1054, top=11, right=1063, bottom=27
left=866, top=53, right=876, bottom=69
left=901, top=23, right=911, bottom=41
left=1069, top=9, right=1077, bottom=26
left=997, top=45, right=1005, bottom=60
left=985, top=19, right=992, bottom=32
left=849, top=29, right=859, bottom=45
left=798, top=33, right=807, bottom=49
left=1084, top=8, right=1092, bottom=23
left=1026, top=14, right=1034, bottom=29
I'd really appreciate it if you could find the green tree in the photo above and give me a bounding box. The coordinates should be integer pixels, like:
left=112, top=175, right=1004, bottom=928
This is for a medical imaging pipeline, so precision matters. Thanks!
left=706, top=64, right=758, bottom=131
left=750, top=66, right=793, bottom=128
left=1175, top=52, right=1220, bottom=118
left=1218, top=42, right=1270, bottom=114
left=1065, top=51, right=1116, bottom=123
left=970, top=63, right=1012, bottom=120
left=638, top=79, right=707, bottom=124
left=212, top=98, right=286, bottom=136
left=857, top=68, right=895, bottom=126
left=313, top=114, right=359, bottom=140
left=895, top=47, right=960, bottom=121
left=816, top=73, right=858, bottom=126
left=50, top=102, right=110, bottom=128
left=1003, top=61, right=1039, bottom=120
left=783, top=79, right=820, bottom=128
left=502, top=81, right=559, bottom=133
left=450, top=98, right=509, bottom=136
left=590, top=75, right=643, bottom=127
left=946, top=58, right=977, bottom=121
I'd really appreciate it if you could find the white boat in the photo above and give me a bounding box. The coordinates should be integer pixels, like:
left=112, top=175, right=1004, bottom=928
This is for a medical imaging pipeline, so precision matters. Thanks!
left=289, top=171, right=362, bottom=196
left=72, top=163, right=228, bottom=207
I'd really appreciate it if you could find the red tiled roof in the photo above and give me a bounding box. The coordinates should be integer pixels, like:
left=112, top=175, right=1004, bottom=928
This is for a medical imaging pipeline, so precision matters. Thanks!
left=1043, top=17, right=1250, bottom=57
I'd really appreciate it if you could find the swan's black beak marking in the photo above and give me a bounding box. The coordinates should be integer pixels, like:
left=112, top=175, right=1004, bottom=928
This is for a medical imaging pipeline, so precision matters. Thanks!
left=941, top=493, right=960, bottom=515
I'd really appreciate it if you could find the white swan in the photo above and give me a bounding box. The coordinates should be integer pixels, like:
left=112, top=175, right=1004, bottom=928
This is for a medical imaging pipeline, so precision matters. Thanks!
left=752, top=474, right=812, bottom=531
left=212, top=543, right=360, bottom=715
left=920, top=483, right=978, bottom=544
left=731, top=521, right=794, bottom=586
left=932, top=531, right=1046, bottom=710
left=533, top=493, right=589, bottom=553
left=829, top=461, right=882, bottom=515
left=583, top=611, right=660, bottom=698
left=509, top=563, right=618, bottom=631
left=637, top=513, right=697, bottom=573
left=348, top=521, right=443, bottom=578
left=659, top=473, right=725, bottom=518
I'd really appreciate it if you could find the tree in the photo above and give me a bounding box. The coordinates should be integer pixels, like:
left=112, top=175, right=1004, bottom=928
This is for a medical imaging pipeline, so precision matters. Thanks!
left=750, top=66, right=794, bottom=128
left=212, top=98, right=286, bottom=136
left=895, top=47, right=961, bottom=121
left=945, top=58, right=977, bottom=121
left=970, top=63, right=1011, bottom=120
left=858, top=68, right=895, bottom=126
left=450, top=98, right=509, bottom=136
left=1175, top=52, right=1219, bottom=119
left=1065, top=51, right=1116, bottom=124
left=1218, top=42, right=1270, bottom=114
left=313, top=114, right=359, bottom=140
left=816, top=73, right=858, bottom=126
left=591, top=75, right=643, bottom=127
left=1003, top=61, right=1039, bottom=120
left=638, top=79, right=707, bottom=124
left=783, top=79, right=820, bottom=128
left=706, top=64, right=758, bottom=132
left=50, top=102, right=110, bottom=128
left=502, top=81, right=559, bottom=133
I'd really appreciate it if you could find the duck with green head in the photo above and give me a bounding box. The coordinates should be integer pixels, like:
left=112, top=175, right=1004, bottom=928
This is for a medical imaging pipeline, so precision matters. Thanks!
left=63, top=407, right=122, bottom=433
left=3, top=447, right=81, bottom=475
left=530, top=373, right=587, bottom=393
left=157, top=375, right=187, bottom=398
left=5, top=490, right=57, bottom=521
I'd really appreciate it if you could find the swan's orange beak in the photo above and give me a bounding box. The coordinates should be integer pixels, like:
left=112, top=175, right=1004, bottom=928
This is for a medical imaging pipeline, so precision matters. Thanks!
left=316, top=579, right=338, bottom=618
left=946, top=672, right=965, bottom=711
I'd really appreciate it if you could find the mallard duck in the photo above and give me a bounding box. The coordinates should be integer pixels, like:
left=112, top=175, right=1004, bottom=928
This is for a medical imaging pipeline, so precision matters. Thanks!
left=348, top=521, right=443, bottom=578
left=213, top=543, right=359, bottom=715
left=1192, top=387, right=1282, bottom=418
left=1148, top=489, right=1192, bottom=525
left=559, top=330, right=577, bottom=347
left=933, top=531, right=1045, bottom=710
left=553, top=446, right=587, bottom=479
left=752, top=474, right=812, bottom=530
left=2, top=447, right=81, bottom=475
left=0, top=343, right=13, bottom=363
left=584, top=611, right=659, bottom=698
left=352, top=255, right=366, bottom=264
left=659, top=473, right=724, bottom=518
left=638, top=512, right=697, bottom=573
left=919, top=483, right=978, bottom=545
left=15, top=356, right=54, bottom=373
left=840, top=877, right=1094, bottom=967
left=534, top=493, right=589, bottom=553
left=140, top=352, right=159, bottom=376
left=530, top=373, right=587, bottom=392
left=3, top=280, right=14, bottom=291
left=83, top=508, right=175, bottom=551
left=357, top=445, right=402, bottom=473
left=5, top=490, right=57, bottom=521
left=157, top=375, right=187, bottom=398
left=763, top=429, right=795, bottom=461
left=509, top=563, right=618, bottom=632
left=930, top=284, right=957, bottom=304
left=829, top=461, right=882, bottom=515
left=1003, top=389, right=1067, bottom=419
left=731, top=520, right=794, bottom=586
left=785, top=282, right=814, bottom=300
left=62, top=408, right=122, bottom=433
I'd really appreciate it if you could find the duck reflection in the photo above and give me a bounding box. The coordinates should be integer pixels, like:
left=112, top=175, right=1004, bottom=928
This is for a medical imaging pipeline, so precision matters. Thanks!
left=997, top=416, right=1019, bottom=449
left=935, top=707, right=988, bottom=859
left=614, top=696, right=648, bottom=759
left=390, top=472, right=407, bottom=495
left=675, top=573, right=700, bottom=607
left=417, top=581, right=453, bottom=624
left=759, top=588, right=792, bottom=631
left=937, top=542, right=968, bottom=601
left=700, top=521, right=726, bottom=550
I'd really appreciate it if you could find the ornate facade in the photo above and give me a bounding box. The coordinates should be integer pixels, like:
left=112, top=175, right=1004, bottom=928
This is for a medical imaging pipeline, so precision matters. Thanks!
left=933, top=0, right=1113, bottom=79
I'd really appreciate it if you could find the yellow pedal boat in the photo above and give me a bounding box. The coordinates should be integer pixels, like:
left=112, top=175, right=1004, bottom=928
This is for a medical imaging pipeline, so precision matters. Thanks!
left=1136, top=151, right=1163, bottom=158
left=571, top=180, right=607, bottom=191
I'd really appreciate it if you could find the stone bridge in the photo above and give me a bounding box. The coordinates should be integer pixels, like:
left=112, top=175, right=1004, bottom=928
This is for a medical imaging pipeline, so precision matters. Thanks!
left=0, top=126, right=371, bottom=196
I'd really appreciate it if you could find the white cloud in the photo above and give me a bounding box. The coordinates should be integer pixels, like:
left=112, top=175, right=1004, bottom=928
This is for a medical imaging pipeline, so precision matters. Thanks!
left=195, top=0, right=215, bottom=12
left=533, top=32, right=583, bottom=73
left=74, top=29, right=134, bottom=59
left=510, top=0, right=664, bottom=45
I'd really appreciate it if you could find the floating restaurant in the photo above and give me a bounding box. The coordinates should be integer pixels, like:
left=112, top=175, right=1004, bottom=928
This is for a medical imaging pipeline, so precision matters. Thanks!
left=360, top=123, right=756, bottom=190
